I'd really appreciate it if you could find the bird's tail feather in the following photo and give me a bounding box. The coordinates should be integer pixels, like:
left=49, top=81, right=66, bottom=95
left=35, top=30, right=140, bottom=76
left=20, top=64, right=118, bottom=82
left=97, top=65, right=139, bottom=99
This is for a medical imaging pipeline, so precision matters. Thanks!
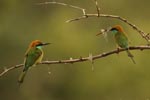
left=126, top=50, right=136, bottom=64
left=18, top=71, right=27, bottom=84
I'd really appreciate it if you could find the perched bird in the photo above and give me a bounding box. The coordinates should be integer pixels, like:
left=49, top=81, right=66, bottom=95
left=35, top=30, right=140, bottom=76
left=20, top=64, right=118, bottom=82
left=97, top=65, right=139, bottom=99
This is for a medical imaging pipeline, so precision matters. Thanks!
left=109, top=25, right=136, bottom=64
left=18, top=40, right=50, bottom=83
left=97, top=25, right=135, bottom=64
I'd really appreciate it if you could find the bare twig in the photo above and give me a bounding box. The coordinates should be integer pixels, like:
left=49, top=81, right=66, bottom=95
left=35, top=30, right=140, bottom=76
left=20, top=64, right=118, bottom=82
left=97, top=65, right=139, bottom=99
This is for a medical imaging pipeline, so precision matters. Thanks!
left=1, top=45, right=150, bottom=77
left=36, top=1, right=86, bottom=15
left=93, top=0, right=100, bottom=16
left=36, top=1, right=150, bottom=42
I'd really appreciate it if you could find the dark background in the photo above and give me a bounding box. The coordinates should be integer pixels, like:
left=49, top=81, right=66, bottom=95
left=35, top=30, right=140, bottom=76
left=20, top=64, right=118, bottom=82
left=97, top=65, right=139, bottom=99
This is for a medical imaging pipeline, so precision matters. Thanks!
left=0, top=0, right=150, bottom=100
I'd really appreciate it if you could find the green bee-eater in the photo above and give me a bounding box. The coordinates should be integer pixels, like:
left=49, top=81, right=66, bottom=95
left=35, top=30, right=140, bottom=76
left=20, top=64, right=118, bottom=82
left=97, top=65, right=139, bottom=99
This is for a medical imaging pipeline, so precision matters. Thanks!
left=97, top=25, right=135, bottom=64
left=109, top=25, right=136, bottom=64
left=18, top=40, right=50, bottom=83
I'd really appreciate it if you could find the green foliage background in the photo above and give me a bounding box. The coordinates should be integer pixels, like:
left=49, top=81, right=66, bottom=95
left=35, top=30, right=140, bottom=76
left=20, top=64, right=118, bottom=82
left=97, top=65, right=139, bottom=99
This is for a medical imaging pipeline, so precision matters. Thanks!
left=0, top=0, right=150, bottom=100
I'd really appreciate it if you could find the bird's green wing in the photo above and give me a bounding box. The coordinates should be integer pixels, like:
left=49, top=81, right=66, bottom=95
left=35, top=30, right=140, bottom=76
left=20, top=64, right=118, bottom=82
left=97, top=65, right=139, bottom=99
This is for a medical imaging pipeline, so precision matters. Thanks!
left=18, top=48, right=42, bottom=83
left=115, top=32, right=129, bottom=48
left=23, top=48, right=42, bottom=71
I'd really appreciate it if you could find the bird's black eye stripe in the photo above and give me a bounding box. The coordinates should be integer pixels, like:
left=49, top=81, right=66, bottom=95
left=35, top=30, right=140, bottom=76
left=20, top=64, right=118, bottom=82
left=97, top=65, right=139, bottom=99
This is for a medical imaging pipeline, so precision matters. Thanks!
left=36, top=43, right=43, bottom=46
left=110, top=28, right=117, bottom=31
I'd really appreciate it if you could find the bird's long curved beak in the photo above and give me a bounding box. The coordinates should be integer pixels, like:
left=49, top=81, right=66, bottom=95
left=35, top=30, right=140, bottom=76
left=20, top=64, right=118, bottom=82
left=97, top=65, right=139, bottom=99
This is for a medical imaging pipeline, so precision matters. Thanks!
left=96, top=32, right=103, bottom=36
left=42, top=43, right=51, bottom=46
left=96, top=27, right=112, bottom=36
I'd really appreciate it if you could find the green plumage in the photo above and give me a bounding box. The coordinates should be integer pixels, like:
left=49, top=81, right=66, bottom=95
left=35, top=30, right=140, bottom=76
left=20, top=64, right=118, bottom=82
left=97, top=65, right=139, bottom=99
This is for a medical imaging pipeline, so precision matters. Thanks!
left=114, top=31, right=128, bottom=48
left=111, top=26, right=136, bottom=64
left=18, top=47, right=43, bottom=83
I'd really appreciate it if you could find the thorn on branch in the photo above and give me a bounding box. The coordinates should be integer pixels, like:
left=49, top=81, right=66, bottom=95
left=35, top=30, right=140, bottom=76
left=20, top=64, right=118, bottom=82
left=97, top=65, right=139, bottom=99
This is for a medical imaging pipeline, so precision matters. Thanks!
left=88, top=53, right=94, bottom=71
left=83, top=9, right=86, bottom=16
left=88, top=53, right=93, bottom=62
left=69, top=57, right=74, bottom=64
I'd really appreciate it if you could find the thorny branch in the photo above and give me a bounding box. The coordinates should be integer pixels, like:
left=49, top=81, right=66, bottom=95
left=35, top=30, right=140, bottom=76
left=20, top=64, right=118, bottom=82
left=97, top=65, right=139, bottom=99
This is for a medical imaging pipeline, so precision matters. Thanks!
left=1, top=45, right=150, bottom=77
left=36, top=0, right=150, bottom=42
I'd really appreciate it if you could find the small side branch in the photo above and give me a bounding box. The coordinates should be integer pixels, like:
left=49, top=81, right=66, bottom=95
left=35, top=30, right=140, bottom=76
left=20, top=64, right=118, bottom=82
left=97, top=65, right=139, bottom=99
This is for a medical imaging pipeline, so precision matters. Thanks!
left=1, top=45, right=150, bottom=77
left=93, top=0, right=100, bottom=16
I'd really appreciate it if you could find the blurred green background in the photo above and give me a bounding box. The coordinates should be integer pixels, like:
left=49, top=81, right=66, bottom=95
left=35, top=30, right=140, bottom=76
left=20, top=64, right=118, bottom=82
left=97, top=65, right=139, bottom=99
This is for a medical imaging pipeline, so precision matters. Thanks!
left=0, top=0, right=150, bottom=100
